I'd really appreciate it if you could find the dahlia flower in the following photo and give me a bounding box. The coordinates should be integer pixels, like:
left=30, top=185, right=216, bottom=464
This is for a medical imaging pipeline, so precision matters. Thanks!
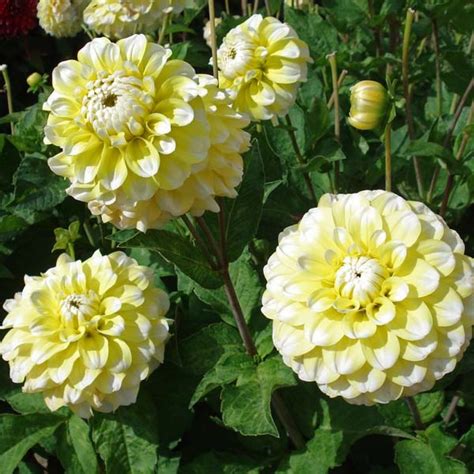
left=0, top=251, right=170, bottom=418
left=0, top=0, right=37, bottom=37
left=262, top=190, right=474, bottom=405
left=37, top=0, right=87, bottom=37
left=44, top=34, right=250, bottom=231
left=216, top=14, right=312, bottom=121
left=348, top=80, right=389, bottom=131
left=83, top=0, right=194, bottom=39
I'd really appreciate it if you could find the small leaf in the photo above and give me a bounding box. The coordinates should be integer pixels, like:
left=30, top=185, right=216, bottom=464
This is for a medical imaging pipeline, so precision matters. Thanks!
left=395, top=423, right=467, bottom=474
left=220, top=357, right=296, bottom=437
left=56, top=415, right=99, bottom=474
left=91, top=392, right=159, bottom=474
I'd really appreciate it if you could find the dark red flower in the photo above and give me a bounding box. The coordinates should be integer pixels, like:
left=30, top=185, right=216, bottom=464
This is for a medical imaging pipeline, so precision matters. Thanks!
left=0, top=0, right=38, bottom=37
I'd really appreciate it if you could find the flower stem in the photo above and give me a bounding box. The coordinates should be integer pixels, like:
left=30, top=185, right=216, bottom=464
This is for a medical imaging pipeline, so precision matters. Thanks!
left=158, top=13, right=170, bottom=45
left=327, top=52, right=341, bottom=191
left=327, top=69, right=348, bottom=110
left=83, top=219, right=96, bottom=248
left=384, top=123, right=392, bottom=192
left=405, top=397, right=424, bottom=430
left=225, top=0, right=230, bottom=15
left=193, top=213, right=305, bottom=449
left=1, top=65, right=14, bottom=134
left=181, top=215, right=218, bottom=270
left=208, top=0, right=219, bottom=79
left=285, top=115, right=317, bottom=203
left=402, top=8, right=424, bottom=199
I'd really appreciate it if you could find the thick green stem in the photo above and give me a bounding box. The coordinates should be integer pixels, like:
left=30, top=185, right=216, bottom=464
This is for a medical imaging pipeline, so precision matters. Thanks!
left=432, top=20, right=442, bottom=117
left=328, top=69, right=348, bottom=110
left=402, top=9, right=424, bottom=198
left=385, top=124, right=392, bottom=192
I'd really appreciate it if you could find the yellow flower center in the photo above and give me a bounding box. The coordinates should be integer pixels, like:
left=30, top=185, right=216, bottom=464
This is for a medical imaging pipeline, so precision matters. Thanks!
left=82, top=71, right=154, bottom=141
left=60, top=293, right=98, bottom=323
left=334, top=256, right=389, bottom=307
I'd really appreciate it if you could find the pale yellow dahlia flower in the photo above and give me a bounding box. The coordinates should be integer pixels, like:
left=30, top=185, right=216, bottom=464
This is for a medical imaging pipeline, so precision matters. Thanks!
left=44, top=34, right=250, bottom=231
left=37, top=0, right=88, bottom=38
left=83, top=0, right=194, bottom=39
left=216, top=14, right=312, bottom=121
left=0, top=251, right=170, bottom=418
left=262, top=190, right=474, bottom=405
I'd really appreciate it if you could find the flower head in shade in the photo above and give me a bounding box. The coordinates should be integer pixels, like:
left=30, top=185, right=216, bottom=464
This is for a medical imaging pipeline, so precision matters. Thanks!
left=348, top=80, right=389, bottom=131
left=203, top=16, right=222, bottom=48
left=216, top=14, right=312, bottom=121
left=44, top=34, right=250, bottom=231
left=83, top=0, right=194, bottom=39
left=37, top=0, right=88, bottom=38
left=0, top=251, right=170, bottom=418
left=0, top=0, right=37, bottom=37
left=262, top=190, right=473, bottom=405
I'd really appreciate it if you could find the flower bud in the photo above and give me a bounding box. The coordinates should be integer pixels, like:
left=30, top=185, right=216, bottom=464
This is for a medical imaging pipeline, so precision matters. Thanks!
left=348, top=80, right=389, bottom=131
left=26, top=72, right=42, bottom=88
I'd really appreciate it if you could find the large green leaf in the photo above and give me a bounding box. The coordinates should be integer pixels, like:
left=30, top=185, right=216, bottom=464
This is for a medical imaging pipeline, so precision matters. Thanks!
left=224, top=142, right=265, bottom=262
left=395, top=423, right=467, bottom=474
left=0, top=413, right=66, bottom=474
left=56, top=415, right=99, bottom=474
left=221, top=357, right=296, bottom=437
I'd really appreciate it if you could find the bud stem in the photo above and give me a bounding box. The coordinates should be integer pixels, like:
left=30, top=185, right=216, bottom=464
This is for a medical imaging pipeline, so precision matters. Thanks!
left=1, top=65, right=14, bottom=134
left=384, top=123, right=392, bottom=192
left=208, top=0, right=219, bottom=79
left=158, top=12, right=170, bottom=45
left=405, top=397, right=424, bottom=431
left=327, top=52, right=341, bottom=191
left=402, top=9, right=424, bottom=199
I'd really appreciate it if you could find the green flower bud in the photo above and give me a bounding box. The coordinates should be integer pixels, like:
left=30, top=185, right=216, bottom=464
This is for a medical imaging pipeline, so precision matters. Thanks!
left=26, top=72, right=42, bottom=88
left=348, top=80, right=389, bottom=131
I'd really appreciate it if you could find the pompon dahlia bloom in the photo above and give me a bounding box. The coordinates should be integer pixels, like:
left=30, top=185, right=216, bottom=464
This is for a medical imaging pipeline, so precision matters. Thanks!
left=0, top=0, right=37, bottom=37
left=216, top=14, right=312, bottom=121
left=83, top=0, right=194, bottom=39
left=0, top=251, right=170, bottom=418
left=37, top=0, right=88, bottom=38
left=262, top=190, right=474, bottom=405
left=44, top=34, right=250, bottom=231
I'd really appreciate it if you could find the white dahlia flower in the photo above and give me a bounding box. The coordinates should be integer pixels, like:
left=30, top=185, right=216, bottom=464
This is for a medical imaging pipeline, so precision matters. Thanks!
left=262, top=190, right=474, bottom=405
left=0, top=251, right=170, bottom=418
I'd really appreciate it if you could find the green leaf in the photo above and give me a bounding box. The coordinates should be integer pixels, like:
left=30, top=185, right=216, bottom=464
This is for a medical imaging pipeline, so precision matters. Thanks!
left=395, top=423, right=467, bottom=474
left=91, top=392, right=159, bottom=474
left=220, top=357, right=296, bottom=437
left=190, top=351, right=254, bottom=408
left=120, top=229, right=222, bottom=289
left=180, top=451, right=260, bottom=474
left=281, top=398, right=413, bottom=472
left=0, top=413, right=66, bottom=474
left=56, top=415, right=99, bottom=474
left=178, top=323, right=243, bottom=375
left=224, top=142, right=265, bottom=262
left=404, top=140, right=449, bottom=158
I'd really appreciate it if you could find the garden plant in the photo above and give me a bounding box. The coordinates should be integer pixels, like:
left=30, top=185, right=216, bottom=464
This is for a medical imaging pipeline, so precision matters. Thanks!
left=0, top=0, right=473, bottom=472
